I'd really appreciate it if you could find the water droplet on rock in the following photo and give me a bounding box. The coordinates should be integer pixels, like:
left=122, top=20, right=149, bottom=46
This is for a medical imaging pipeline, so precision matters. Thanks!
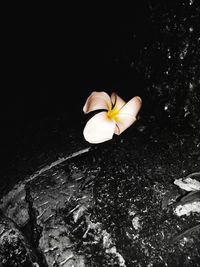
left=164, top=104, right=169, bottom=111
left=189, top=0, right=194, bottom=5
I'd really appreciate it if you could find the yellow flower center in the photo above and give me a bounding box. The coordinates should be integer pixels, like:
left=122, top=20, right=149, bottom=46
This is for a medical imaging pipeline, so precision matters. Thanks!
left=107, top=105, right=119, bottom=121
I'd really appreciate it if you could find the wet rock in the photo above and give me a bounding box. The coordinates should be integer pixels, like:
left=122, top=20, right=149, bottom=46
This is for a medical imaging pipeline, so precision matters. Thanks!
left=175, top=200, right=200, bottom=216
left=1, top=127, right=200, bottom=266
left=173, top=172, right=200, bottom=216
left=0, top=211, right=39, bottom=267
left=174, top=172, right=200, bottom=191
left=118, top=0, right=200, bottom=132
left=0, top=184, right=28, bottom=228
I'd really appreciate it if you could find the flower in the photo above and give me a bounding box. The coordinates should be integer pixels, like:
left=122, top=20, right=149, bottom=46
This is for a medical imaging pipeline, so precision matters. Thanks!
left=83, top=91, right=142, bottom=144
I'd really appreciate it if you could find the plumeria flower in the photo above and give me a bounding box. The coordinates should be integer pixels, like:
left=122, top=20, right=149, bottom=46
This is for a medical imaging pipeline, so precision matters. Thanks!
left=83, top=91, right=142, bottom=143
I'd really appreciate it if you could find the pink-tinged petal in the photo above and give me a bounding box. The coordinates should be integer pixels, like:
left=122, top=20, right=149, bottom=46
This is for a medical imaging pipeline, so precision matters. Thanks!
left=115, top=96, right=142, bottom=135
left=111, top=92, right=126, bottom=110
left=114, top=116, right=137, bottom=135
left=83, top=111, right=116, bottom=143
left=119, top=96, right=142, bottom=117
left=83, top=91, right=112, bottom=114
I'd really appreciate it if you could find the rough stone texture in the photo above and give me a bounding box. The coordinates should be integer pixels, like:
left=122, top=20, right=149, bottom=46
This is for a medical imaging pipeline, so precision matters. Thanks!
left=0, top=211, right=39, bottom=267
left=114, top=0, right=200, bottom=132
left=0, top=122, right=200, bottom=266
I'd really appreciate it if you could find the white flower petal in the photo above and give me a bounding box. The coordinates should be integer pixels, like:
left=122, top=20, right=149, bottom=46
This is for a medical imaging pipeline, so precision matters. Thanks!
left=114, top=116, right=137, bottom=135
left=111, top=92, right=126, bottom=110
left=83, top=111, right=116, bottom=143
left=115, top=96, right=142, bottom=135
left=83, top=91, right=112, bottom=114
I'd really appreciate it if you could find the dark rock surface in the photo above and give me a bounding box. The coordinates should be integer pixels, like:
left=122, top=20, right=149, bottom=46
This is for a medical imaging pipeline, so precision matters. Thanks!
left=0, top=211, right=39, bottom=267
left=0, top=119, right=200, bottom=266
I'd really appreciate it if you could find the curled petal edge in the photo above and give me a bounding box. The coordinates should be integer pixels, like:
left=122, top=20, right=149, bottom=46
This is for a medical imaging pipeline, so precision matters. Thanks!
left=115, top=96, right=142, bottom=135
left=83, top=91, right=112, bottom=114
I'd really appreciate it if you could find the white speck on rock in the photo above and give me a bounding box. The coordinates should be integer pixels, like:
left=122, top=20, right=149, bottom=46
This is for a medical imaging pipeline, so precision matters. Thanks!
left=164, top=104, right=169, bottom=111
left=189, top=0, right=194, bottom=5
left=73, top=205, right=86, bottom=222
left=128, top=210, right=136, bottom=216
left=102, top=230, right=113, bottom=249
left=106, top=246, right=126, bottom=267
left=101, top=230, right=126, bottom=266
left=132, top=216, right=140, bottom=230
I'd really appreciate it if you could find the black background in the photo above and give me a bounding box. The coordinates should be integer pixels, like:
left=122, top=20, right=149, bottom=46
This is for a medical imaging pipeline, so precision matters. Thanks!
left=1, top=3, right=155, bottom=190
left=2, top=4, right=151, bottom=131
